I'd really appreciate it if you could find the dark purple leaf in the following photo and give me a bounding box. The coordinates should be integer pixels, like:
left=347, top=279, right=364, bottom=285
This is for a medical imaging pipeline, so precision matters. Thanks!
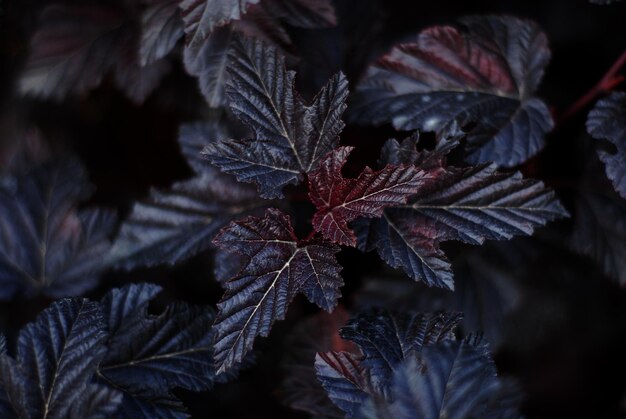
left=356, top=137, right=568, bottom=289
left=109, top=121, right=264, bottom=269
left=0, top=159, right=117, bottom=299
left=0, top=299, right=117, bottom=418
left=202, top=36, right=349, bottom=198
left=20, top=5, right=126, bottom=100
left=99, top=283, right=216, bottom=415
left=212, top=208, right=342, bottom=373
left=350, top=15, right=553, bottom=167
left=309, top=146, right=426, bottom=247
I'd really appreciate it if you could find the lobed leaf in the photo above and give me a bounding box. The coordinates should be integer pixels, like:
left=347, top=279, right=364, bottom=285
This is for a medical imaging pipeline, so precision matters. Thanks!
left=202, top=36, right=348, bottom=198
left=212, top=208, right=342, bottom=373
left=308, top=147, right=427, bottom=246
left=356, top=136, right=568, bottom=289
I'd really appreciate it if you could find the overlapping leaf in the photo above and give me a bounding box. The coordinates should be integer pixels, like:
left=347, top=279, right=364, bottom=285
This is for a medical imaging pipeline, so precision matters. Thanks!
left=0, top=283, right=219, bottom=418
left=98, top=283, right=216, bottom=416
left=314, top=310, right=461, bottom=417
left=0, top=299, right=120, bottom=418
left=281, top=308, right=351, bottom=419
left=356, top=134, right=568, bottom=289
left=359, top=336, right=521, bottom=419
left=109, top=121, right=264, bottom=269
left=308, top=147, right=426, bottom=246
left=354, top=242, right=526, bottom=346
left=315, top=311, right=522, bottom=419
left=0, top=159, right=117, bottom=300
left=202, top=36, right=349, bottom=198
left=586, top=92, right=626, bottom=199
left=180, top=0, right=336, bottom=107
left=212, top=208, right=342, bottom=373
left=21, top=4, right=170, bottom=103
left=350, top=15, right=553, bottom=167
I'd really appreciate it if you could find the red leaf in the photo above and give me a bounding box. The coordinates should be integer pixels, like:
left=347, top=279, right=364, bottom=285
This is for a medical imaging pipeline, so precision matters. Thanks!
left=308, top=147, right=426, bottom=246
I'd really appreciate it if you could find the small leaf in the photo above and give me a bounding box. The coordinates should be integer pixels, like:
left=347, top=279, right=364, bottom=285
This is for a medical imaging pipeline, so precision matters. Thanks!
left=202, top=36, right=349, bottom=198
left=350, top=15, right=553, bottom=167
left=212, top=208, right=342, bottom=373
left=309, top=146, right=425, bottom=246
left=586, top=92, right=626, bottom=199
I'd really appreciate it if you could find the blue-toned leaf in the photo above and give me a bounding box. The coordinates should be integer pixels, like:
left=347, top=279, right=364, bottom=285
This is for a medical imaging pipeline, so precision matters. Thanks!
left=385, top=336, right=515, bottom=419
left=339, top=310, right=461, bottom=396
left=0, top=159, right=117, bottom=299
left=110, top=118, right=264, bottom=269
left=98, top=283, right=216, bottom=415
left=314, top=351, right=371, bottom=416
left=350, top=15, right=553, bottom=167
left=212, top=208, right=342, bottom=373
left=587, top=92, right=626, bottom=199
left=0, top=299, right=111, bottom=419
left=202, top=36, right=349, bottom=198
left=357, top=138, right=568, bottom=288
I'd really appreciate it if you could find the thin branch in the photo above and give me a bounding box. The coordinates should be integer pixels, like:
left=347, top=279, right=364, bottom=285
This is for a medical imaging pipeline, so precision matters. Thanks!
left=557, top=49, right=626, bottom=124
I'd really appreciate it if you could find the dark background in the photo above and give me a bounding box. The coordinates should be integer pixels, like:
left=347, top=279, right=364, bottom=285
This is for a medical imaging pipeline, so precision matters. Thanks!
left=1, top=0, right=626, bottom=418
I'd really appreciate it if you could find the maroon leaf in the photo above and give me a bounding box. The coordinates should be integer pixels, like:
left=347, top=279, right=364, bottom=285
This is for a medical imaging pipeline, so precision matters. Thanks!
left=350, top=15, right=553, bottom=167
left=308, top=147, right=426, bottom=246
left=211, top=208, right=342, bottom=373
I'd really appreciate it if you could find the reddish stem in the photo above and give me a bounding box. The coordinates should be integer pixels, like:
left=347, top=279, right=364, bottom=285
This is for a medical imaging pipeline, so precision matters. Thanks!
left=303, top=229, right=317, bottom=242
left=557, top=50, right=626, bottom=124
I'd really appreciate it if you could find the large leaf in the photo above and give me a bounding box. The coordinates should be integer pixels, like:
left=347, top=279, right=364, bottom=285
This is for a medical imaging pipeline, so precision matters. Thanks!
left=308, top=147, right=425, bottom=246
left=202, top=36, right=349, bottom=198
left=338, top=310, right=461, bottom=397
left=0, top=159, right=117, bottom=299
left=586, top=92, right=626, bottom=199
left=356, top=136, right=568, bottom=289
left=20, top=5, right=126, bottom=100
left=0, top=299, right=118, bottom=419
left=350, top=15, right=553, bottom=167
left=212, top=208, right=342, bottom=373
left=366, top=336, right=519, bottom=419
left=109, top=121, right=264, bottom=269
left=98, top=283, right=216, bottom=415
